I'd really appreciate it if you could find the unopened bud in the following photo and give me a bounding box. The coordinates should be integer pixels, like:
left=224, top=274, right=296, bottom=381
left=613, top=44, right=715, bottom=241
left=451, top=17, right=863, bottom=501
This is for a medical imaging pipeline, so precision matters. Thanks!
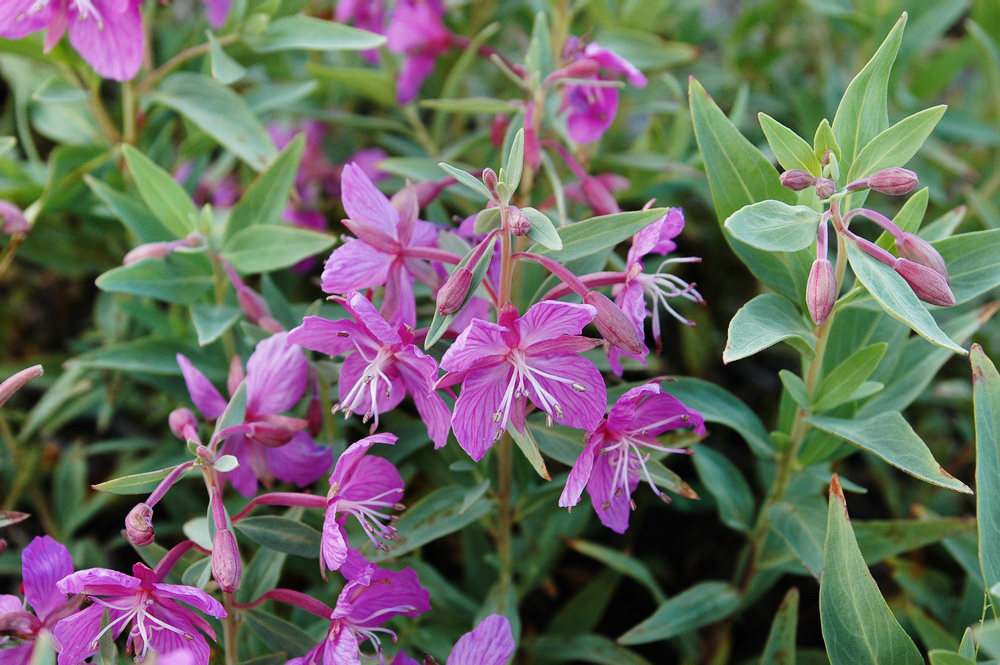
left=168, top=408, right=198, bottom=441
left=125, top=503, right=154, bottom=547
left=123, top=241, right=174, bottom=265
left=248, top=421, right=295, bottom=448
left=436, top=267, right=473, bottom=315
left=779, top=169, right=816, bottom=192
left=507, top=206, right=531, bottom=236
left=896, top=232, right=949, bottom=283
left=0, top=365, right=42, bottom=409
left=869, top=168, right=917, bottom=196
left=584, top=291, right=644, bottom=355
left=581, top=177, right=620, bottom=216
left=482, top=168, right=498, bottom=197
left=806, top=259, right=838, bottom=326
left=894, top=259, right=956, bottom=307
left=237, top=285, right=274, bottom=327
left=814, top=178, right=836, bottom=199
left=0, top=200, right=30, bottom=234
left=211, top=529, right=241, bottom=593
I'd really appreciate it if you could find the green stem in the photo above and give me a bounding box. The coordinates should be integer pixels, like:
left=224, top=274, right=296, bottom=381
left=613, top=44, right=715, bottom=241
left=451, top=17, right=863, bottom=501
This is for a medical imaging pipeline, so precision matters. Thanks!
left=496, top=434, right=514, bottom=604
left=223, top=592, right=238, bottom=665
left=122, top=80, right=137, bottom=145
left=136, top=35, right=240, bottom=95
left=211, top=255, right=237, bottom=359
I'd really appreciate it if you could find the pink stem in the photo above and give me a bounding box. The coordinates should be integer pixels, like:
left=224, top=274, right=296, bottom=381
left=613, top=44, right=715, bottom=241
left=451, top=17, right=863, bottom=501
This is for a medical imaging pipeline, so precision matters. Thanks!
left=153, top=540, right=199, bottom=582
left=231, top=492, right=327, bottom=522
left=513, top=252, right=590, bottom=298
left=402, top=246, right=463, bottom=265
left=146, top=461, right=196, bottom=508
left=234, top=589, right=333, bottom=619
left=541, top=271, right=627, bottom=301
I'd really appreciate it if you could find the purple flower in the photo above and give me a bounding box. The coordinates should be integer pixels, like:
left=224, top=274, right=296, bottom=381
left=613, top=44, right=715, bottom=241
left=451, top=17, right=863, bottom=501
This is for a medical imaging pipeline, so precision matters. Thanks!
left=559, top=383, right=704, bottom=533
left=447, top=614, right=515, bottom=665
left=202, top=0, right=231, bottom=29
left=437, top=301, right=607, bottom=461
left=288, top=292, right=451, bottom=448
left=609, top=208, right=702, bottom=374
left=177, top=332, right=333, bottom=497
left=52, top=563, right=226, bottom=665
left=0, top=536, right=78, bottom=665
left=0, top=0, right=144, bottom=81
left=320, top=433, right=404, bottom=576
left=336, top=0, right=385, bottom=63
left=386, top=0, right=451, bottom=104
left=289, top=550, right=430, bottom=665
left=321, top=164, right=440, bottom=326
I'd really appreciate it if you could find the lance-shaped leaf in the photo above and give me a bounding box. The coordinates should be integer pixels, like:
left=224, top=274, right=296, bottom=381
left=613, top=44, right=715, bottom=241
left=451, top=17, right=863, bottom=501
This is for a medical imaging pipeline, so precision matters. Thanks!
left=521, top=206, right=562, bottom=250
left=619, top=581, right=739, bottom=644
left=503, top=128, right=524, bottom=189
left=96, top=253, right=214, bottom=304
left=692, top=446, right=754, bottom=531
left=806, top=412, right=972, bottom=493
left=121, top=145, right=197, bottom=238
left=667, top=377, right=777, bottom=458
left=438, top=161, right=492, bottom=199
left=724, top=294, right=815, bottom=363
left=973, top=344, right=1000, bottom=595
left=246, top=15, right=386, bottom=53
left=759, top=587, right=799, bottom=665
left=207, top=31, right=245, bottom=84
left=509, top=425, right=550, bottom=480
left=759, top=113, right=821, bottom=175
left=935, top=229, right=1000, bottom=305
left=221, top=225, right=335, bottom=274
left=92, top=466, right=181, bottom=495
left=724, top=201, right=823, bottom=252
left=224, top=134, right=306, bottom=241
left=847, top=105, right=946, bottom=181
left=234, top=516, right=322, bottom=558
left=813, top=343, right=887, bottom=412
left=820, top=475, right=923, bottom=665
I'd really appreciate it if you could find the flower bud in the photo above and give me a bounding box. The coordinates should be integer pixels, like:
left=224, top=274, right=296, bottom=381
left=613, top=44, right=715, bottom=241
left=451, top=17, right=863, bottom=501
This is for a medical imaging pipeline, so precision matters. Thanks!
left=169, top=408, right=198, bottom=441
left=869, top=168, right=918, bottom=196
left=125, top=503, right=155, bottom=547
left=237, top=285, right=275, bottom=328
left=583, top=291, right=644, bottom=355
left=123, top=241, right=174, bottom=265
left=0, top=365, right=42, bottom=409
left=580, top=177, right=620, bottom=216
left=806, top=259, right=838, bottom=326
left=894, top=259, right=956, bottom=307
left=211, top=529, right=241, bottom=593
left=436, top=267, right=473, bottom=315
left=896, top=232, right=949, bottom=283
left=0, top=200, right=29, bottom=235
left=482, top=168, right=498, bottom=198
left=779, top=169, right=816, bottom=192
left=507, top=206, right=531, bottom=237
left=814, top=178, right=836, bottom=199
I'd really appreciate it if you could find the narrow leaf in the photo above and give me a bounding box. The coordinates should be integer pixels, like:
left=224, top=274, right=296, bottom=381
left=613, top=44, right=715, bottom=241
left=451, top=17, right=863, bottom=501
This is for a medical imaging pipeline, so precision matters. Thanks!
left=759, top=587, right=799, bottom=665
left=225, top=134, right=306, bottom=241
left=619, top=581, right=739, bottom=644
left=234, top=516, right=321, bottom=558
left=759, top=113, right=821, bottom=174
left=96, top=254, right=214, bottom=304
left=691, top=446, right=754, bottom=531
left=246, top=15, right=385, bottom=53
left=813, top=343, right=888, bottom=412
left=121, top=144, right=197, bottom=238
left=972, top=344, right=1000, bottom=594
left=531, top=208, right=667, bottom=262
left=521, top=206, right=562, bottom=250
left=438, top=162, right=492, bottom=199
left=847, top=105, right=946, bottom=181
left=221, top=225, right=335, bottom=274
left=503, top=128, right=524, bottom=189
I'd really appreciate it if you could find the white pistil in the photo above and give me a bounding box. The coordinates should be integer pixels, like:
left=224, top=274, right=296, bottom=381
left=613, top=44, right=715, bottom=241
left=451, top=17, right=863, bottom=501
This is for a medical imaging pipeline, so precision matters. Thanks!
left=336, top=342, right=394, bottom=432
left=491, top=349, right=579, bottom=438
left=72, top=0, right=104, bottom=28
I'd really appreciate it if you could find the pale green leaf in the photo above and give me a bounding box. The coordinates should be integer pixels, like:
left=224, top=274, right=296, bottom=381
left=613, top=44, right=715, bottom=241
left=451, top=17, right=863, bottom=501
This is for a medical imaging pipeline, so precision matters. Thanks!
left=724, top=294, right=815, bottom=363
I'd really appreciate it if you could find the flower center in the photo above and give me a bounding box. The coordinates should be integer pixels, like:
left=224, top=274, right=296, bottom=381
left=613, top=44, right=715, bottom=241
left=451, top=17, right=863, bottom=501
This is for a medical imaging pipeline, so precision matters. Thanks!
left=72, top=0, right=104, bottom=28
left=491, top=349, right=586, bottom=440
left=333, top=344, right=394, bottom=433
left=599, top=417, right=693, bottom=511
left=334, top=487, right=404, bottom=551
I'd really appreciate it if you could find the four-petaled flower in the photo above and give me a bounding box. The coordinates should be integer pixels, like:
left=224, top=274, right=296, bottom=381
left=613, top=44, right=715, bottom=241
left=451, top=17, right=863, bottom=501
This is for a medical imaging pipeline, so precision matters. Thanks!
left=177, top=332, right=333, bottom=497
left=52, top=563, right=227, bottom=665
left=437, top=301, right=608, bottom=461
left=559, top=383, right=705, bottom=533
left=288, top=291, right=451, bottom=448
left=321, top=164, right=440, bottom=326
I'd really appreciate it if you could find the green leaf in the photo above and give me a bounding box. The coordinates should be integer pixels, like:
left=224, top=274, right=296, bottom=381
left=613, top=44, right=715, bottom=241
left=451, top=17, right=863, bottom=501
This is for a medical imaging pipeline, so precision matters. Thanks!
left=509, top=425, right=550, bottom=480
left=503, top=128, right=524, bottom=190
left=474, top=207, right=501, bottom=234
left=424, top=237, right=496, bottom=348
left=928, top=652, right=975, bottom=665
left=530, top=208, right=667, bottom=262
left=96, top=253, right=214, bottom=304
left=98, top=610, right=118, bottom=665
left=819, top=476, right=923, bottom=665
left=972, top=344, right=1000, bottom=596
left=724, top=294, right=815, bottom=363
left=847, top=105, right=946, bottom=181
left=92, top=465, right=181, bottom=495
left=524, top=11, right=554, bottom=77
left=759, top=113, right=822, bottom=174
left=759, top=587, right=799, bottom=665
left=225, top=134, right=306, bottom=241
left=768, top=499, right=826, bottom=577
left=854, top=516, right=976, bottom=564
left=876, top=187, right=928, bottom=250
left=935, top=229, right=1000, bottom=305
left=813, top=343, right=887, bottom=412
left=845, top=241, right=965, bottom=354
left=243, top=609, right=311, bottom=658
left=234, top=516, right=321, bottom=558
left=181, top=557, right=213, bottom=589
left=529, top=635, right=652, bottom=665
left=618, top=581, right=740, bottom=645
left=689, top=76, right=811, bottom=304
left=779, top=370, right=809, bottom=409
left=521, top=206, right=562, bottom=250
left=691, top=446, right=754, bottom=531
left=85, top=176, right=173, bottom=243
left=831, top=13, right=907, bottom=174
left=420, top=97, right=518, bottom=114
left=724, top=200, right=822, bottom=252
left=213, top=382, right=247, bottom=443
left=438, top=162, right=492, bottom=199
left=207, top=31, right=245, bottom=84
left=370, top=485, right=492, bottom=560
left=121, top=144, right=197, bottom=238
left=813, top=118, right=841, bottom=163
left=566, top=539, right=666, bottom=604
left=306, top=64, right=394, bottom=105
left=222, top=225, right=335, bottom=274
left=667, top=378, right=777, bottom=458
left=70, top=337, right=218, bottom=377
left=191, top=305, right=241, bottom=346
left=806, top=412, right=972, bottom=493
left=150, top=73, right=276, bottom=170
left=246, top=15, right=385, bottom=53
left=33, top=75, right=88, bottom=104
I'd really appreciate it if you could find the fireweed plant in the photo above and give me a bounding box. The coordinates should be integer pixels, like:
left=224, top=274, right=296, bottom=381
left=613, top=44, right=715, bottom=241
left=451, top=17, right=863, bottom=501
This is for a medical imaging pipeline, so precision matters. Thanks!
left=0, top=3, right=998, bottom=665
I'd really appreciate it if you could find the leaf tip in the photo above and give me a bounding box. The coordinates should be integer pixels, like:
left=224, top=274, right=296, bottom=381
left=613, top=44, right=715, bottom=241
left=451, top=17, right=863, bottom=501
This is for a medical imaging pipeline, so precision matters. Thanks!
left=829, top=473, right=847, bottom=511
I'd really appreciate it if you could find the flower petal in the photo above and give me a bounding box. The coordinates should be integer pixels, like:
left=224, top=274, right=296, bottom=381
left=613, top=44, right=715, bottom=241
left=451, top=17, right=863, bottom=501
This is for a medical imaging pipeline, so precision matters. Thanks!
left=266, top=432, right=334, bottom=488
left=395, top=53, right=436, bottom=105
left=526, top=354, right=606, bottom=431
left=629, top=392, right=706, bottom=437
left=606, top=384, right=660, bottom=433
left=51, top=605, right=105, bottom=665
left=22, top=536, right=73, bottom=621
left=67, top=1, right=143, bottom=81
left=177, top=355, right=227, bottom=419
left=339, top=456, right=403, bottom=506
left=558, top=433, right=602, bottom=509
left=57, top=568, right=140, bottom=596
left=151, top=584, right=226, bottom=619
left=287, top=316, right=363, bottom=358
left=516, top=300, right=596, bottom=349
left=144, top=604, right=212, bottom=665
left=565, top=85, right=619, bottom=145
left=219, top=434, right=260, bottom=498
left=0, top=0, right=53, bottom=39
left=341, top=163, right=399, bottom=234
left=348, top=566, right=430, bottom=628
left=345, top=292, right=401, bottom=347
left=585, top=453, right=637, bottom=534
left=439, top=319, right=508, bottom=373
left=321, top=240, right=393, bottom=295
left=451, top=364, right=513, bottom=461
left=337, top=352, right=406, bottom=417
left=245, top=333, right=307, bottom=416
left=627, top=207, right=683, bottom=264
left=447, top=614, right=515, bottom=665
left=321, top=507, right=349, bottom=573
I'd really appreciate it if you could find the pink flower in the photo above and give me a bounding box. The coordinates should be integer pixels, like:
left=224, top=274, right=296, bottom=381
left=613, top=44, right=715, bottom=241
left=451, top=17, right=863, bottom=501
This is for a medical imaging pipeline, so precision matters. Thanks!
left=177, top=333, right=333, bottom=497
left=0, top=536, right=78, bottom=665
left=320, top=433, right=404, bottom=576
left=437, top=301, right=607, bottom=461
left=393, top=614, right=514, bottom=665
left=52, top=563, right=226, bottom=665
left=289, top=550, right=430, bottom=665
left=559, top=383, right=704, bottom=533
left=0, top=0, right=144, bottom=81
left=202, top=0, right=231, bottom=29
left=385, top=0, right=451, bottom=104
left=287, top=292, right=451, bottom=448
left=321, top=164, right=440, bottom=326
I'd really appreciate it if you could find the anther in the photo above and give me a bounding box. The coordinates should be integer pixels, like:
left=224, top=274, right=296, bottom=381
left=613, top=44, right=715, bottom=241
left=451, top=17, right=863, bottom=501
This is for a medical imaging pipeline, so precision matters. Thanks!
left=571, top=382, right=586, bottom=392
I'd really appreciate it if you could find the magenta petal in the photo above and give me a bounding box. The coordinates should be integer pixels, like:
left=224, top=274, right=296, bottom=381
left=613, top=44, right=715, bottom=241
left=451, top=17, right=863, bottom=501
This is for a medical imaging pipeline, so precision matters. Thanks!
left=585, top=454, right=636, bottom=534
left=144, top=604, right=212, bottom=664
left=266, top=432, right=334, bottom=487
left=0, top=594, right=22, bottom=614
left=339, top=456, right=403, bottom=505
left=348, top=567, right=430, bottom=628
left=341, top=163, right=399, bottom=234
left=331, top=433, right=398, bottom=487
left=203, top=0, right=231, bottom=28
left=516, top=300, right=597, bottom=348
left=0, top=642, right=33, bottom=665
left=245, top=333, right=307, bottom=416
left=325, top=625, right=362, bottom=665
left=379, top=264, right=417, bottom=328
left=151, top=584, right=226, bottom=619
left=321, top=240, right=393, bottom=294
left=177, top=354, right=227, bottom=419
left=447, top=614, right=515, bottom=665
left=566, top=85, right=619, bottom=144
left=338, top=352, right=406, bottom=416
left=21, top=536, right=73, bottom=621
left=219, top=435, right=260, bottom=498
left=67, top=0, right=143, bottom=81
left=526, top=355, right=606, bottom=431
left=321, top=506, right=349, bottom=573
left=395, top=53, right=436, bottom=105
left=399, top=375, right=451, bottom=447
left=392, top=654, right=420, bottom=665
left=287, top=316, right=362, bottom=357
left=584, top=43, right=647, bottom=87
left=57, top=568, right=140, bottom=596
left=0, top=0, right=53, bottom=39
left=52, top=604, right=106, bottom=665
left=345, top=292, right=402, bottom=346
left=630, top=392, right=706, bottom=436
left=558, top=435, right=601, bottom=509
left=451, top=364, right=512, bottom=461
left=439, top=319, right=508, bottom=373
left=628, top=208, right=683, bottom=264
left=606, top=384, right=660, bottom=433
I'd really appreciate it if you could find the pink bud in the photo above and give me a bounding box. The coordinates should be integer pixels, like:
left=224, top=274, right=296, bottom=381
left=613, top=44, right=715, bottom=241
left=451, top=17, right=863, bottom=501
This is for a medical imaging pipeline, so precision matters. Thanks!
left=482, top=168, right=498, bottom=197
left=806, top=259, right=838, bottom=326
left=894, top=259, right=956, bottom=307
left=237, top=285, right=274, bottom=327
left=227, top=355, right=245, bottom=398
left=0, top=200, right=29, bottom=234
left=125, top=503, right=154, bottom=547
left=814, top=178, right=836, bottom=199
left=123, top=241, right=173, bottom=265
left=507, top=206, right=531, bottom=236
left=248, top=421, right=295, bottom=448
left=491, top=114, right=510, bottom=149
left=896, top=232, right=949, bottom=283
left=581, top=177, right=620, bottom=216
left=869, top=168, right=918, bottom=196
left=257, top=316, right=285, bottom=334
left=0, top=365, right=42, bottom=409
left=583, top=291, right=644, bottom=355
left=543, top=58, right=601, bottom=85
left=436, top=267, right=473, bottom=315
left=169, top=408, right=198, bottom=441
left=211, top=529, right=241, bottom=593
left=779, top=170, right=816, bottom=192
